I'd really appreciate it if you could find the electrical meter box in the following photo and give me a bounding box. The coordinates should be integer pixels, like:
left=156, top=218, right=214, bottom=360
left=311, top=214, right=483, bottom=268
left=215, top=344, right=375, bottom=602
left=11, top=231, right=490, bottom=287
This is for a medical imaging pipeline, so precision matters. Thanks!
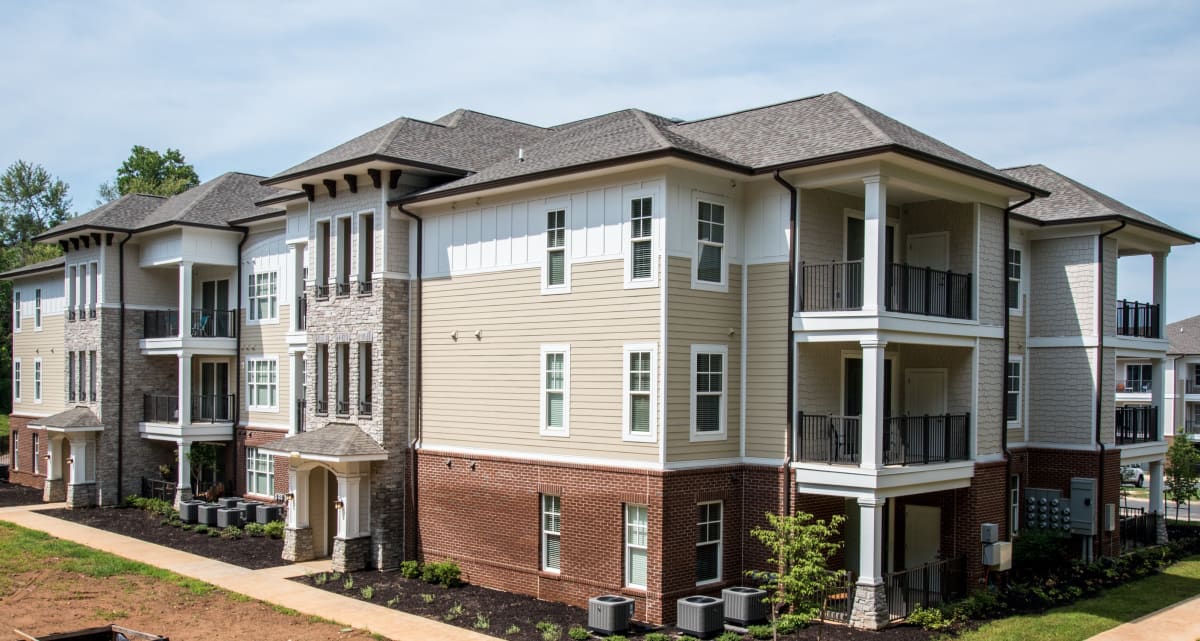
left=983, top=541, right=1013, bottom=571
left=1025, top=488, right=1070, bottom=533
left=1070, top=477, right=1097, bottom=536
left=981, top=523, right=999, bottom=544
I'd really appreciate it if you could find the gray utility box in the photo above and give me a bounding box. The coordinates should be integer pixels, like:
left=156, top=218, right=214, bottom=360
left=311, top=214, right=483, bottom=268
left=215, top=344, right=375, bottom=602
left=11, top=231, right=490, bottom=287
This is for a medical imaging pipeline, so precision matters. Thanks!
left=588, top=595, right=635, bottom=635
left=238, top=501, right=262, bottom=521
left=1070, top=477, right=1097, bottom=536
left=256, top=504, right=282, bottom=524
left=722, top=587, right=767, bottom=625
left=197, top=503, right=220, bottom=526
left=677, top=595, right=724, bottom=639
left=178, top=500, right=203, bottom=524
left=218, top=496, right=242, bottom=509
left=216, top=508, right=246, bottom=528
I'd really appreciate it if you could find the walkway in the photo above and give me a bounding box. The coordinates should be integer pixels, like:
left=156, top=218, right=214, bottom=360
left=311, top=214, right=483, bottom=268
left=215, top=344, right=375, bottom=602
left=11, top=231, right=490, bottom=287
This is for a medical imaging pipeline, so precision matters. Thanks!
left=0, top=504, right=495, bottom=641
left=1086, top=592, right=1200, bottom=641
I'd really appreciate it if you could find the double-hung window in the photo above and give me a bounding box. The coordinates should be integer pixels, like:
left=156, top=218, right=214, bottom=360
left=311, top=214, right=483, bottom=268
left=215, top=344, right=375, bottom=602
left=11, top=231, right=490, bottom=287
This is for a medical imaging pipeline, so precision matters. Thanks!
left=696, top=501, right=722, bottom=584
left=246, top=447, right=274, bottom=496
left=691, top=345, right=726, bottom=440
left=1006, top=359, right=1021, bottom=424
left=246, top=358, right=278, bottom=410
left=248, top=272, right=278, bottom=321
left=88, top=351, right=97, bottom=402
left=67, top=352, right=76, bottom=402
left=335, top=343, right=350, bottom=414
left=541, top=494, right=561, bottom=572
left=629, top=197, right=653, bottom=284
left=31, top=433, right=39, bottom=474
left=540, top=346, right=569, bottom=436
left=624, top=345, right=656, bottom=441
left=67, top=266, right=77, bottom=320
left=89, top=261, right=98, bottom=316
left=545, top=209, right=567, bottom=290
left=695, top=201, right=725, bottom=287
left=625, top=504, right=648, bottom=588
left=1007, top=248, right=1022, bottom=312
left=12, top=359, right=20, bottom=403
left=315, top=344, right=329, bottom=414
left=358, top=342, right=373, bottom=415
left=34, top=359, right=42, bottom=402
left=77, top=352, right=86, bottom=404
left=1125, top=364, right=1152, bottom=393
left=34, top=288, right=41, bottom=329
left=12, top=291, right=20, bottom=332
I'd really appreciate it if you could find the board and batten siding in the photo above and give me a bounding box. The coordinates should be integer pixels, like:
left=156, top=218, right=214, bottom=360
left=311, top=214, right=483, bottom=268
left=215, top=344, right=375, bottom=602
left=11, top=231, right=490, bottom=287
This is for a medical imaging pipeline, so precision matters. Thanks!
left=420, top=259, right=660, bottom=463
left=744, top=261, right=788, bottom=460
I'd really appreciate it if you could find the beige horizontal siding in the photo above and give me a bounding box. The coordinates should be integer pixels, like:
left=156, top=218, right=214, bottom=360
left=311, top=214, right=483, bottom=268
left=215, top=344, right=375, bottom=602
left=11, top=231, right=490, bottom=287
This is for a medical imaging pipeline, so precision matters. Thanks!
left=13, top=315, right=66, bottom=414
left=745, top=261, right=788, bottom=459
left=241, top=306, right=292, bottom=426
left=421, top=259, right=660, bottom=462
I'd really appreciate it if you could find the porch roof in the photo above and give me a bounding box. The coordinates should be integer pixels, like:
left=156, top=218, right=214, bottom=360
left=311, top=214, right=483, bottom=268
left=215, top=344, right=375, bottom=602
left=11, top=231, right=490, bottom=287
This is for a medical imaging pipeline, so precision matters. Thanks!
left=258, top=423, right=388, bottom=463
left=30, top=406, right=104, bottom=432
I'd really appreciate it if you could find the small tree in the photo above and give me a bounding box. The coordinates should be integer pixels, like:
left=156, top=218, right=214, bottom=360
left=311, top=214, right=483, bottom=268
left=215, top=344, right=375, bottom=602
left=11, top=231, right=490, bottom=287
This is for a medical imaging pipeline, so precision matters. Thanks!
left=748, top=511, right=846, bottom=640
left=1166, top=437, right=1200, bottom=519
left=187, top=443, right=219, bottom=492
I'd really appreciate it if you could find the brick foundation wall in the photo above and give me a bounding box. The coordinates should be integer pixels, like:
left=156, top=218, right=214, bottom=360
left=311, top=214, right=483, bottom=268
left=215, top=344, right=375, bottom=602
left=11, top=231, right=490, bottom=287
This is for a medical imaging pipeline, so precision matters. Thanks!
left=8, top=416, right=45, bottom=490
left=235, top=427, right=290, bottom=500
left=1012, top=446, right=1123, bottom=557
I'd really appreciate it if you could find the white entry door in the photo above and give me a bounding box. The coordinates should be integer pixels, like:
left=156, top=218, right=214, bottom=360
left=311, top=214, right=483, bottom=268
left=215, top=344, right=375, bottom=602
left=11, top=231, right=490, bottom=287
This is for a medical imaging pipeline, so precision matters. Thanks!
left=906, top=233, right=949, bottom=270
left=897, top=369, right=948, bottom=463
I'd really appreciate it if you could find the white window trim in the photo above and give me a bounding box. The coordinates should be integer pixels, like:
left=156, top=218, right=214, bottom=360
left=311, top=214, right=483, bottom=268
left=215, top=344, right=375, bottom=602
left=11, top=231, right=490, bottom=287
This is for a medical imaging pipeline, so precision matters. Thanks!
left=358, top=209, right=376, bottom=284
left=12, top=358, right=21, bottom=403
left=13, top=290, right=20, bottom=333
left=539, top=344, right=570, bottom=437
left=690, top=344, right=728, bottom=442
left=33, top=357, right=42, bottom=403
left=691, top=195, right=730, bottom=293
left=247, top=271, right=280, bottom=325
left=31, top=433, right=39, bottom=475
left=696, top=500, right=723, bottom=586
left=314, top=217, right=332, bottom=288
left=335, top=214, right=353, bottom=287
left=541, top=494, right=561, bottom=573
left=1007, top=245, right=1024, bottom=316
left=246, top=356, right=280, bottom=412
left=624, top=192, right=658, bottom=289
left=245, top=446, right=275, bottom=498
left=1010, top=474, right=1020, bottom=537
left=622, top=343, right=658, bottom=443
left=90, top=261, right=99, bottom=313
left=542, top=204, right=571, bottom=295
left=1006, top=356, right=1022, bottom=428
left=34, top=288, right=41, bottom=331
left=624, top=503, right=648, bottom=589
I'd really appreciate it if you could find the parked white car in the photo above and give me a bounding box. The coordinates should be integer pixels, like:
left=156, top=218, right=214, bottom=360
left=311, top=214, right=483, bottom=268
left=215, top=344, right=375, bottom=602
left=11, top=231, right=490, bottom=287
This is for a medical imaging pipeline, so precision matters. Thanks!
left=1121, top=464, right=1145, bottom=488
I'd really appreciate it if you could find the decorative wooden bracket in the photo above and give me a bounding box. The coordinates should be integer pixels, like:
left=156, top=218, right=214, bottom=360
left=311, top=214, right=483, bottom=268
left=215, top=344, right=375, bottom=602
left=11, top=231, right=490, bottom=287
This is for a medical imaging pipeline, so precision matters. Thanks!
left=301, top=184, right=315, bottom=202
left=388, top=170, right=402, bottom=190
left=367, top=169, right=382, bottom=190
left=344, top=174, right=358, bottom=194
left=323, top=179, right=337, bottom=199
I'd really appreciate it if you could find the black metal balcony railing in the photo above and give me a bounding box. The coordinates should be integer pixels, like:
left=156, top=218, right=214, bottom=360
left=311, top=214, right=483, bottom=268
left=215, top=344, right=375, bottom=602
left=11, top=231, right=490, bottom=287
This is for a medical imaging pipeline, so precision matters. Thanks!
left=296, top=399, right=307, bottom=432
left=191, top=394, right=235, bottom=423
left=1187, top=380, right=1200, bottom=394
left=358, top=399, right=373, bottom=416
left=191, top=309, right=236, bottom=338
left=886, top=264, right=972, bottom=320
left=88, top=307, right=97, bottom=319
left=336, top=282, right=352, bottom=297
left=1182, top=421, right=1200, bottom=436
left=336, top=399, right=350, bottom=415
left=1117, top=379, right=1153, bottom=393
left=1116, top=300, right=1161, bottom=338
left=143, top=310, right=180, bottom=339
left=67, top=309, right=77, bottom=322
left=1116, top=405, right=1158, bottom=444
left=315, top=398, right=328, bottom=415
left=296, top=295, right=307, bottom=330
left=885, top=557, right=966, bottom=622
left=143, top=394, right=179, bottom=423
left=883, top=414, right=971, bottom=466
left=799, top=260, right=863, bottom=312
left=358, top=280, right=373, bottom=295
left=314, top=284, right=330, bottom=299
left=794, top=413, right=861, bottom=464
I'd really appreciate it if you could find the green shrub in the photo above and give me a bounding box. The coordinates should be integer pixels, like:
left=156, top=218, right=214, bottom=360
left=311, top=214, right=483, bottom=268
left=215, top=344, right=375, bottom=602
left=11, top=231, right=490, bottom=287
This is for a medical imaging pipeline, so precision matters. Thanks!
left=263, top=520, right=285, bottom=539
left=1013, top=527, right=1072, bottom=572
left=243, top=522, right=266, bottom=537
left=180, top=524, right=193, bottom=531
left=360, top=585, right=374, bottom=600
left=343, top=575, right=355, bottom=590
left=504, top=624, right=521, bottom=636
left=207, top=528, right=219, bottom=537
left=774, top=611, right=813, bottom=634
left=400, top=560, right=422, bottom=579
left=643, top=633, right=670, bottom=641
left=422, top=560, right=462, bottom=587
left=950, top=590, right=1002, bottom=620
left=421, top=593, right=435, bottom=603
left=907, top=605, right=952, bottom=630
left=567, top=625, right=590, bottom=640
left=676, top=636, right=701, bottom=641
left=605, top=636, right=627, bottom=641
left=220, top=526, right=242, bottom=540
left=444, top=603, right=464, bottom=622
left=714, top=632, right=742, bottom=641
left=747, top=624, right=774, bottom=639
left=313, top=572, right=327, bottom=586
left=536, top=621, right=561, bottom=641
left=193, top=524, right=209, bottom=535
left=474, top=613, right=490, bottom=630
left=386, top=596, right=399, bottom=607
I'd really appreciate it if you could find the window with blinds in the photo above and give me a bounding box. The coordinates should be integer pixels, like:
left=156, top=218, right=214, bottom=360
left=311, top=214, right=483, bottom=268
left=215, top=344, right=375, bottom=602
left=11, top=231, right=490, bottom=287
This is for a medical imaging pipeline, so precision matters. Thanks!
left=696, top=501, right=722, bottom=583
left=1007, top=248, right=1022, bottom=311
left=34, top=359, right=41, bottom=401
left=630, top=197, right=653, bottom=281
left=544, top=352, right=565, bottom=430
left=625, top=504, right=648, bottom=588
left=546, top=210, right=566, bottom=287
left=89, top=351, right=96, bottom=402
left=694, top=352, right=723, bottom=434
left=542, top=494, right=561, bottom=572
left=629, top=351, right=651, bottom=434
left=696, top=201, right=725, bottom=284
left=1006, top=360, right=1021, bottom=423
left=13, top=291, right=19, bottom=331
left=12, top=360, right=20, bottom=403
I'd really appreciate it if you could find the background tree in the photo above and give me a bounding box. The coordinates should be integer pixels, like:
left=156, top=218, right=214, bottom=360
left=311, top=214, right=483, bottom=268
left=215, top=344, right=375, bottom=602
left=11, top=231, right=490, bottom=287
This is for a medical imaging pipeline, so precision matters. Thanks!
left=97, top=145, right=199, bottom=203
left=1166, top=436, right=1199, bottom=519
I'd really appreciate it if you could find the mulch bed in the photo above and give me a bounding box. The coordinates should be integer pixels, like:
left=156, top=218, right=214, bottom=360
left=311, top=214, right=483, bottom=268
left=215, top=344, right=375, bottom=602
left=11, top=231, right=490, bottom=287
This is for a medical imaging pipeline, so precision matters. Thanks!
left=294, top=569, right=935, bottom=641
left=43, top=506, right=286, bottom=570
left=0, top=482, right=46, bottom=507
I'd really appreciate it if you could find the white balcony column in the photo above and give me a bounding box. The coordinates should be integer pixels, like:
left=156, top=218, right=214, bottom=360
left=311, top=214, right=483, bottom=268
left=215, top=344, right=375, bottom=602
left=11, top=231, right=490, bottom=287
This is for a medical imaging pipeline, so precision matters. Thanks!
left=860, top=339, right=887, bottom=469
left=1150, top=458, right=1168, bottom=543
left=1152, top=252, right=1167, bottom=336
left=178, top=261, right=193, bottom=338
left=861, top=176, right=889, bottom=313
left=849, top=496, right=889, bottom=629
left=178, top=354, right=193, bottom=426
left=1152, top=357, right=1166, bottom=439
left=177, top=440, right=192, bottom=492
left=288, top=244, right=301, bottom=331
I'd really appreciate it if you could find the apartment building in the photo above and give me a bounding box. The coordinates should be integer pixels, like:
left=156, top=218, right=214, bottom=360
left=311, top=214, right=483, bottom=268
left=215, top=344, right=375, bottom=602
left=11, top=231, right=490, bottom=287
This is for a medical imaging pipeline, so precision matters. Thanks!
left=6, top=92, right=1193, bottom=628
left=1164, top=315, right=1200, bottom=443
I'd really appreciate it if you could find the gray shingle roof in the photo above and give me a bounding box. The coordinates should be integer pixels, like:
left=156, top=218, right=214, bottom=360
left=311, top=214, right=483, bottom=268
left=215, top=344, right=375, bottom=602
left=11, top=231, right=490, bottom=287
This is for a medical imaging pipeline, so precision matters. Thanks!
left=1001, top=164, right=1194, bottom=240
left=0, top=255, right=65, bottom=279
left=1168, top=315, right=1200, bottom=355
left=260, top=422, right=388, bottom=459
left=41, top=193, right=166, bottom=237
left=268, top=110, right=551, bottom=182
left=31, top=406, right=103, bottom=430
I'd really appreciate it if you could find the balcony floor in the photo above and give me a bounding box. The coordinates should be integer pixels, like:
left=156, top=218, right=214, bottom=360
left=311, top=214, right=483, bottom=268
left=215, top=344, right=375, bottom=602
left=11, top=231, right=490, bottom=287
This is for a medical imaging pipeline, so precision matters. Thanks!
left=792, top=459, right=975, bottom=498
left=138, top=421, right=234, bottom=442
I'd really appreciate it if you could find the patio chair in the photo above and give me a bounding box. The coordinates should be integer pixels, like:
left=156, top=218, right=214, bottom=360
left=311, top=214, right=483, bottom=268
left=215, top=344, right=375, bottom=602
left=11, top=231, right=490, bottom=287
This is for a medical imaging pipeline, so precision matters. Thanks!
left=191, top=314, right=210, bottom=337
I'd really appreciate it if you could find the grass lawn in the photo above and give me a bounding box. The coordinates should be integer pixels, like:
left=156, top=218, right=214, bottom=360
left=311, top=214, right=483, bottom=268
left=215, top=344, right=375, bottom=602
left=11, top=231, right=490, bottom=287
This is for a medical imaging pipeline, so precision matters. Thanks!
left=954, top=554, right=1200, bottom=641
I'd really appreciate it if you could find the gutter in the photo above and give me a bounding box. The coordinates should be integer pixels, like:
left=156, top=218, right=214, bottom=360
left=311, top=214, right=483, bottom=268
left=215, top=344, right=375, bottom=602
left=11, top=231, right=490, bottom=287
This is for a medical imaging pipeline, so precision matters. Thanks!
left=1003, top=192, right=1036, bottom=542
left=234, top=228, right=250, bottom=431
left=1095, top=220, right=1126, bottom=558
left=116, top=232, right=133, bottom=502
left=397, top=203, right=424, bottom=557
left=1009, top=213, right=1198, bottom=246
left=773, top=171, right=798, bottom=518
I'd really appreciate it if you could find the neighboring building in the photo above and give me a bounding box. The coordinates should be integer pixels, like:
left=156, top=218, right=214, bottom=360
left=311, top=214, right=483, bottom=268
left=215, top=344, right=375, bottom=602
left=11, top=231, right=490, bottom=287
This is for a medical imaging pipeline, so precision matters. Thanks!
left=5, top=93, right=1194, bottom=628
left=1164, top=315, right=1200, bottom=443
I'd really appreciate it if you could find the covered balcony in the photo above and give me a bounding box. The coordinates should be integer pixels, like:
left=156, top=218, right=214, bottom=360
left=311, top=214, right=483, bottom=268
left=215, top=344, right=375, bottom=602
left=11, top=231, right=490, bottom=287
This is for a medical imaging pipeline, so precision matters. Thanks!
left=138, top=356, right=235, bottom=442
left=794, top=413, right=970, bottom=466
left=138, top=262, right=237, bottom=354
left=1116, top=405, right=1158, bottom=445
left=799, top=261, right=972, bottom=319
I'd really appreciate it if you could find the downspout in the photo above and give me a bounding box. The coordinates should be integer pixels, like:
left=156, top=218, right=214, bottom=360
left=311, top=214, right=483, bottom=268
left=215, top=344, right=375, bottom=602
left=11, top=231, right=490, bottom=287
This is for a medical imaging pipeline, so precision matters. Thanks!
left=773, top=171, right=797, bottom=518
left=1002, top=193, right=1035, bottom=541
left=1095, top=220, right=1126, bottom=558
left=117, top=232, right=132, bottom=502
left=397, top=204, right=423, bottom=556
left=234, top=228, right=249, bottom=492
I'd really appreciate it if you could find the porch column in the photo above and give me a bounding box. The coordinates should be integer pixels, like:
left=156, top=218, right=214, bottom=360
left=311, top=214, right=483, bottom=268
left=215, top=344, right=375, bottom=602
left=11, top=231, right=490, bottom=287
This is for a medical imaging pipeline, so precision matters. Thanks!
left=332, top=471, right=368, bottom=572
left=289, top=466, right=310, bottom=529
left=283, top=465, right=315, bottom=562
left=42, top=435, right=66, bottom=503
left=1152, top=358, right=1166, bottom=440
left=862, top=176, right=889, bottom=314
left=1149, top=459, right=1168, bottom=544
left=861, top=339, right=887, bottom=469
left=178, top=261, right=193, bottom=338
left=1152, top=252, right=1167, bottom=337
left=175, top=440, right=192, bottom=506
left=178, top=354, right=192, bottom=426
left=68, top=435, right=93, bottom=484
left=849, top=496, right=889, bottom=630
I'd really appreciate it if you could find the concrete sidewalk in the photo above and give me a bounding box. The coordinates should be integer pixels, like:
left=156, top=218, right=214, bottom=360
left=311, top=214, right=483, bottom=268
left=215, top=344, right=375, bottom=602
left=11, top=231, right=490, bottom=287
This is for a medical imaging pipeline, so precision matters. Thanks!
left=1086, top=592, right=1200, bottom=641
left=0, top=505, right=495, bottom=641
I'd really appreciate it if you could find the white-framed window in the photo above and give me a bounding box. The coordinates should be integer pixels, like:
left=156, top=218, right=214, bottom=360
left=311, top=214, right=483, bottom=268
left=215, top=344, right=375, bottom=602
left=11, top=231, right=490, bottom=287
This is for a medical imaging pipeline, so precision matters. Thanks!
left=624, top=503, right=648, bottom=589
left=335, top=342, right=350, bottom=414
left=694, top=199, right=727, bottom=289
left=67, top=266, right=77, bottom=319
left=315, top=219, right=331, bottom=295
left=544, top=208, right=568, bottom=292
left=77, top=351, right=85, bottom=404
left=88, top=351, right=97, bottom=402
left=696, top=501, right=722, bottom=584
left=623, top=344, right=657, bottom=442
left=336, top=216, right=352, bottom=292
left=315, top=343, right=329, bottom=414
left=89, top=261, right=99, bottom=315
left=245, top=447, right=274, bottom=497
left=12, top=358, right=21, bottom=403
left=358, top=342, right=372, bottom=415
left=1010, top=474, right=1020, bottom=537
left=1006, top=358, right=1021, bottom=424
left=34, top=288, right=41, bottom=329
left=541, top=494, right=561, bottom=572
left=248, top=272, right=278, bottom=321
left=358, top=211, right=375, bottom=288
left=13, top=290, right=20, bottom=332
left=1007, top=248, right=1022, bottom=313
left=540, top=345, right=570, bottom=436
left=690, top=344, right=727, bottom=441
left=626, top=196, right=654, bottom=286
left=1124, top=364, right=1152, bottom=393
left=33, top=358, right=42, bottom=402
left=31, top=433, right=39, bottom=474
left=246, top=358, right=278, bottom=410
left=78, top=264, right=87, bottom=316
left=67, top=352, right=76, bottom=402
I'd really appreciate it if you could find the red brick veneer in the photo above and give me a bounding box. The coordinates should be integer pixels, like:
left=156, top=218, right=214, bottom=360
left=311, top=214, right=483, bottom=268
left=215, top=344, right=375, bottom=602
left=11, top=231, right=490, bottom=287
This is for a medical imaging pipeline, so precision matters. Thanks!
left=8, top=416, right=46, bottom=490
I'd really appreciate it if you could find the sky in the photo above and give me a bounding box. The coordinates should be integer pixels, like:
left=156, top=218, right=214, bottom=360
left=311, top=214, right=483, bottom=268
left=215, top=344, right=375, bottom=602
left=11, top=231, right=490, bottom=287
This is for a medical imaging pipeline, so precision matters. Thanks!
left=2, top=1, right=1198, bottom=318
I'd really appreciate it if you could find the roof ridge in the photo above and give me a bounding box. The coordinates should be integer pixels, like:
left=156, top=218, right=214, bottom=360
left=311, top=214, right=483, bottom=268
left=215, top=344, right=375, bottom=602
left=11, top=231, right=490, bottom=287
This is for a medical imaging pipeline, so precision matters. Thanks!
left=454, top=109, right=548, bottom=131
left=375, top=118, right=414, bottom=153
left=630, top=109, right=673, bottom=150
left=830, top=92, right=890, bottom=145
left=1000, top=163, right=1043, bottom=171
left=163, top=174, right=226, bottom=223
left=674, top=93, right=827, bottom=126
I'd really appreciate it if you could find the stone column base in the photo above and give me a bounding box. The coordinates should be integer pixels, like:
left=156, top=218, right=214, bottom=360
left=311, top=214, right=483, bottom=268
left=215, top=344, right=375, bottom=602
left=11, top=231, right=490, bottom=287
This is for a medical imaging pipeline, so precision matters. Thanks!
left=1156, top=513, right=1169, bottom=545
left=66, top=483, right=97, bottom=508
left=283, top=527, right=315, bottom=562
left=174, top=486, right=193, bottom=509
left=849, top=581, right=890, bottom=630
left=43, top=478, right=66, bottom=503
left=332, top=536, right=371, bottom=573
